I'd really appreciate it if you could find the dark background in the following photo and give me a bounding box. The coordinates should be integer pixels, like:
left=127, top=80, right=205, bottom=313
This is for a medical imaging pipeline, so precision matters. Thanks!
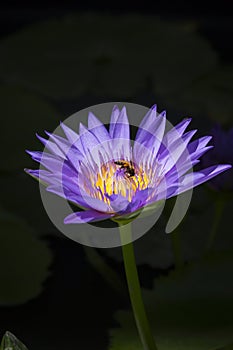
left=0, top=1, right=233, bottom=350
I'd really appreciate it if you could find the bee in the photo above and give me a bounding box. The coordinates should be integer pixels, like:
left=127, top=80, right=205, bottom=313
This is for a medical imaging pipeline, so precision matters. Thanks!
left=114, top=160, right=135, bottom=178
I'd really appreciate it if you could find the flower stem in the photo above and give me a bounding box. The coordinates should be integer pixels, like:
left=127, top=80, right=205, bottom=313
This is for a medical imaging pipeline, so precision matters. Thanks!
left=206, top=197, right=225, bottom=252
left=119, top=223, right=158, bottom=350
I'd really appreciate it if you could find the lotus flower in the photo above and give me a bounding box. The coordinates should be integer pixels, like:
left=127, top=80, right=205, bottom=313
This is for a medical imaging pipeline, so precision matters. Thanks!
left=25, top=105, right=231, bottom=224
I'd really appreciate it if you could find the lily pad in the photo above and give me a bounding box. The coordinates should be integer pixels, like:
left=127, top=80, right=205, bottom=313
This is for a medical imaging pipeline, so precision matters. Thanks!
left=0, top=85, right=60, bottom=171
left=109, top=253, right=233, bottom=350
left=0, top=15, right=218, bottom=99
left=0, top=213, right=52, bottom=305
left=1, top=331, right=28, bottom=350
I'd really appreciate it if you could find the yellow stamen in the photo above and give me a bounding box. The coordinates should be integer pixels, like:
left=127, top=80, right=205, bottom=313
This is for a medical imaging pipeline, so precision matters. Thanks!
left=93, top=160, right=149, bottom=204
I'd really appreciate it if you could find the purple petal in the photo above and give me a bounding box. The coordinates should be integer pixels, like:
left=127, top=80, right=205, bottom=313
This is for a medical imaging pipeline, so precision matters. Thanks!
left=26, top=150, right=79, bottom=179
left=157, top=118, right=192, bottom=157
left=24, top=168, right=55, bottom=185
left=107, top=194, right=130, bottom=213
left=64, top=210, right=113, bottom=224
left=109, top=105, right=121, bottom=138
left=43, top=131, right=84, bottom=170
left=173, top=164, right=232, bottom=196
left=128, top=188, right=154, bottom=212
left=60, top=122, right=79, bottom=144
left=36, top=133, right=65, bottom=159
left=46, top=185, right=90, bottom=208
left=164, top=159, right=200, bottom=185
left=76, top=123, right=109, bottom=167
left=47, top=184, right=111, bottom=212
left=135, top=108, right=165, bottom=147
left=163, top=118, right=192, bottom=146
left=111, top=107, right=131, bottom=160
left=134, top=109, right=166, bottom=166
left=188, top=136, right=212, bottom=155
left=88, top=112, right=110, bottom=143
left=45, top=131, right=74, bottom=156
left=26, top=151, right=63, bottom=172
left=154, top=183, right=179, bottom=202
left=135, top=105, right=157, bottom=142
left=160, top=129, right=197, bottom=174
left=112, top=106, right=130, bottom=140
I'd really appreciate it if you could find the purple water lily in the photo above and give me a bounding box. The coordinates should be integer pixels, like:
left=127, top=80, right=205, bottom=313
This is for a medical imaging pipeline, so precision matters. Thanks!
left=201, top=125, right=233, bottom=192
left=25, top=105, right=231, bottom=224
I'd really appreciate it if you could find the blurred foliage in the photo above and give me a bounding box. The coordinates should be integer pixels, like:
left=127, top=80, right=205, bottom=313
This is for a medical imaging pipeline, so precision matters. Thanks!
left=0, top=211, right=52, bottom=305
left=164, top=65, right=233, bottom=124
left=0, top=172, right=57, bottom=236
left=0, top=331, right=28, bottom=350
left=0, top=85, right=60, bottom=172
left=0, top=15, right=218, bottom=101
left=109, top=252, right=233, bottom=350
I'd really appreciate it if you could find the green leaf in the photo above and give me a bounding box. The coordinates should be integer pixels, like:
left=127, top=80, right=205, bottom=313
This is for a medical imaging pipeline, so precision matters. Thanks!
left=0, top=85, right=60, bottom=171
left=109, top=253, right=233, bottom=350
left=0, top=213, right=52, bottom=305
left=1, top=331, right=28, bottom=350
left=0, top=15, right=217, bottom=99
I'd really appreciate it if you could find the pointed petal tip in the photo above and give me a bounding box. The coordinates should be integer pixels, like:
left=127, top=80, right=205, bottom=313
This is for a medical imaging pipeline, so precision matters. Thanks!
left=111, top=105, right=121, bottom=117
left=64, top=215, right=74, bottom=224
left=79, top=122, right=87, bottom=134
left=160, top=110, right=166, bottom=117
left=25, top=149, right=33, bottom=156
left=119, top=105, right=127, bottom=116
left=88, top=111, right=101, bottom=129
left=44, top=130, right=52, bottom=138
left=88, top=111, right=96, bottom=119
left=151, top=104, right=157, bottom=111
left=205, top=135, right=213, bottom=144
left=112, top=104, right=120, bottom=111
left=223, top=164, right=232, bottom=170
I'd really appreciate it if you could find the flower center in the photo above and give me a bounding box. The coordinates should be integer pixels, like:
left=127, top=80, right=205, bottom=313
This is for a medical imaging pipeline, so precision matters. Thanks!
left=94, top=160, right=149, bottom=202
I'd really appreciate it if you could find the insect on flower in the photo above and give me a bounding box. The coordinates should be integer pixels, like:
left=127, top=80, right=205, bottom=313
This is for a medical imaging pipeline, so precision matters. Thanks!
left=114, top=160, right=135, bottom=178
left=25, top=105, right=232, bottom=224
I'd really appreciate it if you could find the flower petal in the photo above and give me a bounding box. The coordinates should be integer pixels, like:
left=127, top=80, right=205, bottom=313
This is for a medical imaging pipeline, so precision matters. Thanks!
left=134, top=108, right=166, bottom=166
left=60, top=122, right=79, bottom=144
left=108, top=194, right=130, bottom=213
left=109, top=105, right=121, bottom=138
left=162, top=118, right=192, bottom=150
left=111, top=106, right=131, bottom=160
left=88, top=112, right=110, bottom=142
left=36, top=133, right=65, bottom=159
left=173, top=164, right=232, bottom=196
left=64, top=210, right=113, bottom=224
left=160, top=129, right=197, bottom=174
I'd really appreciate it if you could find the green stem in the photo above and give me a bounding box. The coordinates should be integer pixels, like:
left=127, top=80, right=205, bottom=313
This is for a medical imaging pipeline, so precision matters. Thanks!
left=119, top=223, right=158, bottom=350
left=206, top=197, right=225, bottom=252
left=170, top=226, right=184, bottom=270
